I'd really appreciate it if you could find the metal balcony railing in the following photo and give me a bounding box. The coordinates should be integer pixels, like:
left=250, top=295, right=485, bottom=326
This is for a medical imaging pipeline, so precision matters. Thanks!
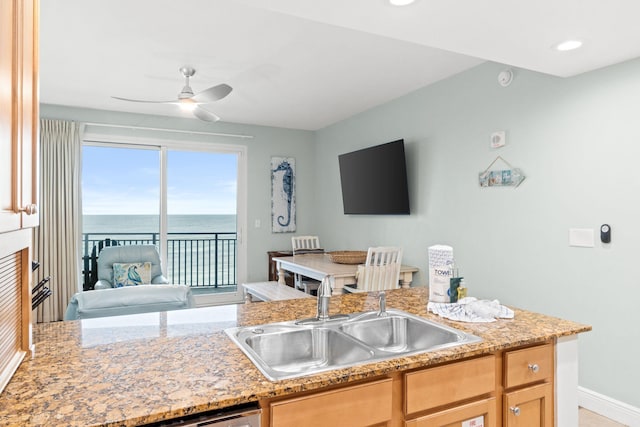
left=82, top=232, right=237, bottom=291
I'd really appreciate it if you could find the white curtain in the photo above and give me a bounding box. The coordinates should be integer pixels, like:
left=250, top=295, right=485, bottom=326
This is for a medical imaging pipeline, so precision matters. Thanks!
left=33, top=119, right=82, bottom=322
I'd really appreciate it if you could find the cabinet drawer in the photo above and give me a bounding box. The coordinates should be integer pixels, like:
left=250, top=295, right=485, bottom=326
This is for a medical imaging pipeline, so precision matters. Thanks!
left=270, top=378, right=392, bottom=427
left=504, top=343, right=553, bottom=389
left=406, top=397, right=496, bottom=427
left=405, top=355, right=495, bottom=415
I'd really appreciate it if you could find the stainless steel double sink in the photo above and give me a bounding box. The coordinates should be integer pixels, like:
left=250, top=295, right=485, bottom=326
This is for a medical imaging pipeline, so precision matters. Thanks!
left=225, top=309, right=481, bottom=381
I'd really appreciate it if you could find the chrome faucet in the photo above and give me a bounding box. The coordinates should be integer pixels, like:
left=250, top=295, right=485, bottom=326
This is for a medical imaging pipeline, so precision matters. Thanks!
left=377, top=291, right=388, bottom=317
left=296, top=276, right=349, bottom=325
left=316, top=276, right=332, bottom=321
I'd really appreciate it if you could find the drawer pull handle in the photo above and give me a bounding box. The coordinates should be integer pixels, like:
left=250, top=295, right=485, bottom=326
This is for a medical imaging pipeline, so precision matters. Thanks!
left=510, top=406, right=521, bottom=416
left=528, top=363, right=540, bottom=373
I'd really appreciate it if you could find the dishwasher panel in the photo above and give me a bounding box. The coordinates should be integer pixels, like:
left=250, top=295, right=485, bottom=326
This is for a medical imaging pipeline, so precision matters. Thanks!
left=144, top=404, right=260, bottom=427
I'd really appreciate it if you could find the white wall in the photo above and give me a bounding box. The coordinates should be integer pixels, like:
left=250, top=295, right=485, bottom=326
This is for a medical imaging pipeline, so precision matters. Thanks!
left=40, top=104, right=316, bottom=283
left=314, top=59, right=640, bottom=408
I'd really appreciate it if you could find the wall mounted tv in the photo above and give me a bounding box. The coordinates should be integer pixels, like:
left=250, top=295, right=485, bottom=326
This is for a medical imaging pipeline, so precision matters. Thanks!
left=338, top=139, right=410, bottom=215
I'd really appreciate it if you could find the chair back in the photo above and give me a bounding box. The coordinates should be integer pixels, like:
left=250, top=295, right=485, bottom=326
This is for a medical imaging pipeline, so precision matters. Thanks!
left=356, top=246, right=403, bottom=291
left=97, top=244, right=166, bottom=287
left=291, top=236, right=323, bottom=254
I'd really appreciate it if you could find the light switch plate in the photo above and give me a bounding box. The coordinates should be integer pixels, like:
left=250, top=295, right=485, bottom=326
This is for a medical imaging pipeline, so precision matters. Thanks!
left=569, top=228, right=594, bottom=247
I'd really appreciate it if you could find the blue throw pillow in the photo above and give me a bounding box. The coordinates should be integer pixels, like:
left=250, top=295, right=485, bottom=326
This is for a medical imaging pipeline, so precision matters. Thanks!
left=112, top=262, right=152, bottom=287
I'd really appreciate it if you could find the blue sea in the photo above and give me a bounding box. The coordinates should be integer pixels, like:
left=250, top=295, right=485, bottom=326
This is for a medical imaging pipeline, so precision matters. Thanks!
left=83, top=214, right=238, bottom=288
left=83, top=214, right=237, bottom=235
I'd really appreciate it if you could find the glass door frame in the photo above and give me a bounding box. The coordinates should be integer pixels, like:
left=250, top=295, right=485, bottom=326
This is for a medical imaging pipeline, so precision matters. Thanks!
left=82, top=132, right=248, bottom=306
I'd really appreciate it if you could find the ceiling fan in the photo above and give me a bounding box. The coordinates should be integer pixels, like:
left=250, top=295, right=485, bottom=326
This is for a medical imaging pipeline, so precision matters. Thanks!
left=112, top=66, right=232, bottom=122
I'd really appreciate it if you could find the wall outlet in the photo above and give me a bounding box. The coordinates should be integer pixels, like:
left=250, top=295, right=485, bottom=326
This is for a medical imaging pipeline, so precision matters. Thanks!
left=254, top=219, right=261, bottom=228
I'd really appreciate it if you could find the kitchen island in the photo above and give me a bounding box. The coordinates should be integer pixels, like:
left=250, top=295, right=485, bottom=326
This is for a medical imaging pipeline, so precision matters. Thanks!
left=0, top=287, right=590, bottom=427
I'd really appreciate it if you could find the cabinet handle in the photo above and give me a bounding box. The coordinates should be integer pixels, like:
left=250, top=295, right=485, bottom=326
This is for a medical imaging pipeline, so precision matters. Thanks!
left=528, top=363, right=540, bottom=373
left=19, top=204, right=38, bottom=215
left=510, top=406, right=521, bottom=416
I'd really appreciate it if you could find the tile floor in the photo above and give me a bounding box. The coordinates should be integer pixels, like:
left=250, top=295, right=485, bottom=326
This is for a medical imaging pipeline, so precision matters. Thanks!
left=579, top=407, right=627, bottom=426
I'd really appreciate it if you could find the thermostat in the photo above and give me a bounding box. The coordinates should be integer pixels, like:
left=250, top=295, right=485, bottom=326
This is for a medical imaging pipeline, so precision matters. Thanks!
left=600, top=224, right=611, bottom=243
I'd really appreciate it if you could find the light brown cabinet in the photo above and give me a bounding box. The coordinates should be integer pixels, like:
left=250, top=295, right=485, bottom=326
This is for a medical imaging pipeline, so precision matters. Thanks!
left=405, top=355, right=495, bottom=416
left=0, top=0, right=39, bottom=393
left=269, top=377, right=393, bottom=427
left=504, top=383, right=552, bottom=426
left=405, top=397, right=496, bottom=427
left=0, top=0, right=39, bottom=233
left=261, top=342, right=555, bottom=427
left=404, top=355, right=497, bottom=427
left=503, top=343, right=554, bottom=426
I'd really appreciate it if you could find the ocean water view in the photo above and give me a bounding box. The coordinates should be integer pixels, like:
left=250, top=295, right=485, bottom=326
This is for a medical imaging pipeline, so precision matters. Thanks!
left=83, top=214, right=237, bottom=235
left=83, top=214, right=238, bottom=290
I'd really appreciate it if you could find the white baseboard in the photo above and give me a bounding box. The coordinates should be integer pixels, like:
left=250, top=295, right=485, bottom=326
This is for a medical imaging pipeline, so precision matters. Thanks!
left=578, top=386, right=640, bottom=427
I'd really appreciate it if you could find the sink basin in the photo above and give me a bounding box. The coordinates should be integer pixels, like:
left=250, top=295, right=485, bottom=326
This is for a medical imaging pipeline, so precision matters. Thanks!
left=340, top=312, right=467, bottom=353
left=245, top=327, right=374, bottom=375
left=225, top=309, right=481, bottom=381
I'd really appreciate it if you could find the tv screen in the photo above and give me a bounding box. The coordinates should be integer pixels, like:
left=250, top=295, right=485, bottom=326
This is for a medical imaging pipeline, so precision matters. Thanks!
left=338, top=139, right=410, bottom=215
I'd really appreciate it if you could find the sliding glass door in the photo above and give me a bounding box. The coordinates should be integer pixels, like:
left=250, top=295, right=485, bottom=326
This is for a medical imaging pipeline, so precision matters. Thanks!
left=165, top=150, right=239, bottom=296
left=81, top=145, right=160, bottom=289
left=81, top=140, right=246, bottom=305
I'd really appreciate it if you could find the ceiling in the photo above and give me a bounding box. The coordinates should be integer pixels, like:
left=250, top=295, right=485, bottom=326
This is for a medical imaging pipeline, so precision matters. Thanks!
left=40, top=0, right=640, bottom=131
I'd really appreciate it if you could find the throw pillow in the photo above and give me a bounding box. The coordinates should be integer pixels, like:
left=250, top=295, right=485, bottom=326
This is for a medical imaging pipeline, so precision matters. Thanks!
left=112, top=262, right=152, bottom=287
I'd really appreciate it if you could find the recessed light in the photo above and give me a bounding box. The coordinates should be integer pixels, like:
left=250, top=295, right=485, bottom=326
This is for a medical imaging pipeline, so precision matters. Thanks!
left=555, top=40, right=583, bottom=51
left=389, top=0, right=415, bottom=6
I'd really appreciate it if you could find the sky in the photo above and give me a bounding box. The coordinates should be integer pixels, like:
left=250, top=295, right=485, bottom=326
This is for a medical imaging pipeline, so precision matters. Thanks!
left=82, top=146, right=237, bottom=215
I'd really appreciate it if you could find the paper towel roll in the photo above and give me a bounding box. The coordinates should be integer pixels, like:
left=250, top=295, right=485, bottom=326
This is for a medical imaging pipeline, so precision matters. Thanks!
left=428, top=245, right=454, bottom=303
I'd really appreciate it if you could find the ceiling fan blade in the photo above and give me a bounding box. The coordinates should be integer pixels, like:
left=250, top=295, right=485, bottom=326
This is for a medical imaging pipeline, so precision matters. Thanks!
left=193, top=106, right=220, bottom=122
left=112, top=96, right=176, bottom=104
left=192, top=83, right=233, bottom=103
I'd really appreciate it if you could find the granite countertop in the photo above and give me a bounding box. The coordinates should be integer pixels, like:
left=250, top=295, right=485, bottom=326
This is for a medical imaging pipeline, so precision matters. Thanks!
left=0, top=287, right=590, bottom=427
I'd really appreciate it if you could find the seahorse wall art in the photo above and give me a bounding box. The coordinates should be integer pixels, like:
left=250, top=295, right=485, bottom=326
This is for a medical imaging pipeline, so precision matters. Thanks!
left=271, top=157, right=296, bottom=233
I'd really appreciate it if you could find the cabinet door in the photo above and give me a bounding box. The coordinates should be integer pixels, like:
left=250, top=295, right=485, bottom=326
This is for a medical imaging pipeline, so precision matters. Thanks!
left=504, top=383, right=553, bottom=427
left=406, top=397, right=496, bottom=427
left=19, top=0, right=39, bottom=229
left=0, top=0, right=39, bottom=233
left=0, top=0, right=21, bottom=233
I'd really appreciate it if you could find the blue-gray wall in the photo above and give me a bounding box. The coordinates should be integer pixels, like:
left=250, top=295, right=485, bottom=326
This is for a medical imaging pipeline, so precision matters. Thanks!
left=314, top=59, right=640, bottom=408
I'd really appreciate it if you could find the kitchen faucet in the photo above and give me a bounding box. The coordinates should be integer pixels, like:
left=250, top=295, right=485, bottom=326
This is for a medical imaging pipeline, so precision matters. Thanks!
left=316, top=276, right=332, bottom=321
left=377, top=291, right=388, bottom=317
left=296, top=276, right=349, bottom=325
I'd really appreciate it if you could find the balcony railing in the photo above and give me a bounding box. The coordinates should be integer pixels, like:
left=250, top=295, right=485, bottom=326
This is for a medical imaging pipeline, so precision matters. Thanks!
left=82, top=232, right=237, bottom=291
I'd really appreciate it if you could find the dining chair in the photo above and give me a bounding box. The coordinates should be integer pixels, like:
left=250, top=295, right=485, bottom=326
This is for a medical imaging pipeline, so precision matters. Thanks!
left=349, top=246, right=403, bottom=292
left=291, top=236, right=323, bottom=294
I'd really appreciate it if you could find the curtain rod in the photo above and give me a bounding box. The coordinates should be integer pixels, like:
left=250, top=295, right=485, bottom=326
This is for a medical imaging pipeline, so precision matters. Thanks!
left=82, top=122, right=254, bottom=139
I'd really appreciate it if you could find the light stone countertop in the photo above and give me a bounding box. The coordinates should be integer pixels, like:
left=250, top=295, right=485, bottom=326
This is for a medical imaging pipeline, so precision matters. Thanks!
left=0, top=287, right=591, bottom=427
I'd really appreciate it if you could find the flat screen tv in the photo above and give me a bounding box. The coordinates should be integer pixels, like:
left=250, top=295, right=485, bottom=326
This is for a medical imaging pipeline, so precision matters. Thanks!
left=338, top=139, right=410, bottom=215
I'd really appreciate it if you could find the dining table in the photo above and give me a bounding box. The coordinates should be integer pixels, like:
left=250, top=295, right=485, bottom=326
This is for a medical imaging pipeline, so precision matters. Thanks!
left=273, top=253, right=419, bottom=295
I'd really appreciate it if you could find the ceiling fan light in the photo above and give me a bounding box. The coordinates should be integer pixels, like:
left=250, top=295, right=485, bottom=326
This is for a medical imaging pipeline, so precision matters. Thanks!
left=179, top=99, right=197, bottom=111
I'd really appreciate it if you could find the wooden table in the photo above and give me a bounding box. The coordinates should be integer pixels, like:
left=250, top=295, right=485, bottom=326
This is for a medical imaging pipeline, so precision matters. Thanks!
left=273, top=253, right=419, bottom=296
left=242, top=281, right=313, bottom=302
